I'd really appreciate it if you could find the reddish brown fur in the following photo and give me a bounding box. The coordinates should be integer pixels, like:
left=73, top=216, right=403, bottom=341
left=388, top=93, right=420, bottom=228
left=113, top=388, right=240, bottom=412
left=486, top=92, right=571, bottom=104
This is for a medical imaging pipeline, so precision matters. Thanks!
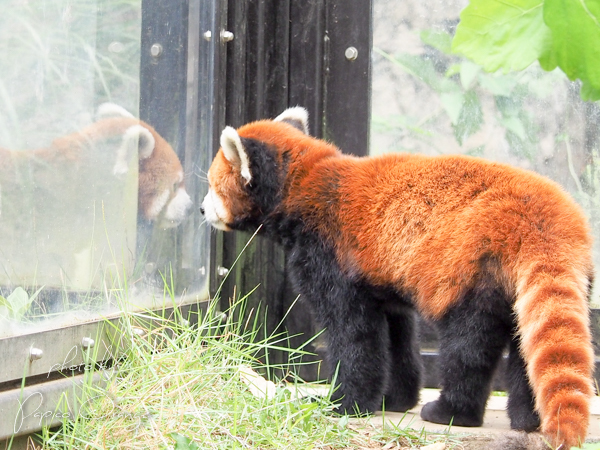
left=211, top=120, right=595, bottom=449
left=57, top=117, right=186, bottom=220
left=0, top=116, right=186, bottom=221
left=207, top=150, right=253, bottom=226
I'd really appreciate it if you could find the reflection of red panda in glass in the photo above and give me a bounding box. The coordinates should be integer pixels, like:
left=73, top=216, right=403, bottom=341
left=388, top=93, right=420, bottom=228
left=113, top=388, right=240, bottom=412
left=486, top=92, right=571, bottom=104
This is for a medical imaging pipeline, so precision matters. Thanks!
left=0, top=103, right=192, bottom=228
left=95, top=103, right=192, bottom=227
left=202, top=107, right=594, bottom=450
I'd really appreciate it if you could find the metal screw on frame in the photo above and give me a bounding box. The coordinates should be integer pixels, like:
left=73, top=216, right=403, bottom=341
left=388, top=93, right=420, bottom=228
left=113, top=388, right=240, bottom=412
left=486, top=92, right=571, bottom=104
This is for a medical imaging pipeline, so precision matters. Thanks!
left=345, top=46, right=358, bottom=61
left=150, top=43, right=163, bottom=57
left=203, top=31, right=212, bottom=41
left=29, top=348, right=43, bottom=361
left=132, top=327, right=146, bottom=337
left=217, top=266, right=229, bottom=277
left=221, top=30, right=234, bottom=43
left=81, top=337, right=95, bottom=349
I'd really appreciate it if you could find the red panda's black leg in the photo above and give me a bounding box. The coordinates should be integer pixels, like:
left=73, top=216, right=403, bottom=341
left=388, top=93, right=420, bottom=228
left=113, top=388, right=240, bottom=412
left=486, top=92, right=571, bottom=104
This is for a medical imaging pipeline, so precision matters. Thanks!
left=382, top=307, right=422, bottom=412
left=287, top=236, right=390, bottom=415
left=420, top=287, right=512, bottom=427
left=506, top=334, right=540, bottom=432
left=323, top=300, right=392, bottom=415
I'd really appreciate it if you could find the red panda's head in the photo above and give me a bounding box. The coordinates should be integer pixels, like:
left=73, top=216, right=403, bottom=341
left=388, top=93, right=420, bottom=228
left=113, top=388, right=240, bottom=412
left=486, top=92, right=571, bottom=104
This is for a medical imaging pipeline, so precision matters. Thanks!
left=135, top=125, right=192, bottom=229
left=201, top=107, right=309, bottom=231
left=97, top=103, right=192, bottom=228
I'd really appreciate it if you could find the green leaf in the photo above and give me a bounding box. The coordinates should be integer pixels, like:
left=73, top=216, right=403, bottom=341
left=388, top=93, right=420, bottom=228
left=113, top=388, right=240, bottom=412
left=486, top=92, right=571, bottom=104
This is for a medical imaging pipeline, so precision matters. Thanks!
left=452, top=0, right=552, bottom=72
left=540, top=0, right=600, bottom=101
left=496, top=96, right=537, bottom=161
left=460, top=61, right=481, bottom=89
left=440, top=91, right=465, bottom=125
left=478, top=73, right=517, bottom=96
left=0, top=303, right=11, bottom=320
left=500, top=116, right=527, bottom=140
left=445, top=63, right=461, bottom=78
left=506, top=129, right=536, bottom=161
left=0, top=296, right=10, bottom=308
left=0, top=287, right=39, bottom=320
left=495, top=95, right=521, bottom=118
left=581, top=81, right=600, bottom=102
left=518, top=67, right=566, bottom=99
left=337, top=415, right=350, bottom=430
left=376, top=49, right=460, bottom=94
left=453, top=90, right=483, bottom=145
left=171, top=433, right=200, bottom=450
left=420, top=29, right=453, bottom=54
left=466, top=145, right=485, bottom=157
left=7, top=287, right=32, bottom=318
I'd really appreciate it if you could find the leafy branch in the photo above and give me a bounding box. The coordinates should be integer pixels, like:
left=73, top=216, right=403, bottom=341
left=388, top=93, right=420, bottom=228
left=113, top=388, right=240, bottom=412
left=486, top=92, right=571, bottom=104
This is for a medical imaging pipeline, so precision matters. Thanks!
left=375, top=29, right=544, bottom=158
left=453, top=0, right=600, bottom=101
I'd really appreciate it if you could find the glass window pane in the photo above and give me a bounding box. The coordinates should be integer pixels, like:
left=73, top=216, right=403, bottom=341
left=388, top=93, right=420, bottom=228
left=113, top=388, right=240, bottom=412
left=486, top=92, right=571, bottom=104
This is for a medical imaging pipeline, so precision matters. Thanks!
left=0, top=0, right=210, bottom=337
left=371, top=0, right=600, bottom=304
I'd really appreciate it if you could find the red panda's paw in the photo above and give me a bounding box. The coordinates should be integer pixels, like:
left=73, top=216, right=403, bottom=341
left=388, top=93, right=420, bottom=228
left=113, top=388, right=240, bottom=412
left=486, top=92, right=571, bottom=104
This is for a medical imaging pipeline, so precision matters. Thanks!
left=381, top=392, right=419, bottom=413
left=420, top=398, right=484, bottom=427
left=508, top=406, right=540, bottom=433
left=332, top=402, right=374, bottom=418
left=330, top=389, right=379, bottom=417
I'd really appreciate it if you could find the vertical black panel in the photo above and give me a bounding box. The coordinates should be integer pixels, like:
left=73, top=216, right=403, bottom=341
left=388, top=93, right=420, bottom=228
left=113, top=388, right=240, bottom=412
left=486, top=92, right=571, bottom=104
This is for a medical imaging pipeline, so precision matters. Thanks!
left=140, top=0, right=189, bottom=150
left=139, top=1, right=190, bottom=289
left=221, top=0, right=290, bottom=346
left=234, top=0, right=290, bottom=122
left=289, top=1, right=326, bottom=138
left=177, top=0, right=228, bottom=295
left=322, top=0, right=372, bottom=156
left=289, top=0, right=371, bottom=151
left=206, top=2, right=231, bottom=300
left=224, top=1, right=248, bottom=127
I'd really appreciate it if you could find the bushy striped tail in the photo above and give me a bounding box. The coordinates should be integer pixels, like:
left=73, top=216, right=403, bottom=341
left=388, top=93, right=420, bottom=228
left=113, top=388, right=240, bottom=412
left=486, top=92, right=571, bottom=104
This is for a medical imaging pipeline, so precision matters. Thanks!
left=514, top=260, right=594, bottom=449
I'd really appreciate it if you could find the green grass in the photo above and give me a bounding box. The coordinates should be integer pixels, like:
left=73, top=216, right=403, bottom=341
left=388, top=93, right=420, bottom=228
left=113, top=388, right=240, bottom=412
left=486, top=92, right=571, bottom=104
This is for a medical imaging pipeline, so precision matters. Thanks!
left=36, top=296, right=446, bottom=450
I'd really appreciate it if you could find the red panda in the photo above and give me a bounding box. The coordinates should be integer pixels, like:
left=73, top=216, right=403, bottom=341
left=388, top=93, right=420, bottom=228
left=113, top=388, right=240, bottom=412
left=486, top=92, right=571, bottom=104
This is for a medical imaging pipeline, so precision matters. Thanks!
left=202, top=107, right=595, bottom=450
left=0, top=103, right=192, bottom=228
left=87, top=103, right=192, bottom=227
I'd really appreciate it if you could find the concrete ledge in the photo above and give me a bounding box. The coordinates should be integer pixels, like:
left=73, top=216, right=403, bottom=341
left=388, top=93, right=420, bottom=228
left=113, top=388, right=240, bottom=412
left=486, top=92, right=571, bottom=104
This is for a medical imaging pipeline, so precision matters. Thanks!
left=362, top=389, right=600, bottom=443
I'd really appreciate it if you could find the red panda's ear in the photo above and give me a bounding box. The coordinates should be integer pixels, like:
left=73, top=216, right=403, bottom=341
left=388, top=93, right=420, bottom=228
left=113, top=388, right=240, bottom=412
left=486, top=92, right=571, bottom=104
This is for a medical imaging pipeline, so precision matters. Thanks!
left=220, top=126, right=252, bottom=184
left=274, top=107, right=309, bottom=135
left=113, top=125, right=155, bottom=175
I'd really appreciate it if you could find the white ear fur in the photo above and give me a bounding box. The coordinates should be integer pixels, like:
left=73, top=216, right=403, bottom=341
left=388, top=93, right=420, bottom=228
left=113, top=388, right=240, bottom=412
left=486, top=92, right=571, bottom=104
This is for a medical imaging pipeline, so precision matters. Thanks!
left=113, top=125, right=155, bottom=175
left=96, top=102, right=135, bottom=120
left=220, top=126, right=252, bottom=183
left=136, top=126, right=156, bottom=160
left=274, top=107, right=309, bottom=135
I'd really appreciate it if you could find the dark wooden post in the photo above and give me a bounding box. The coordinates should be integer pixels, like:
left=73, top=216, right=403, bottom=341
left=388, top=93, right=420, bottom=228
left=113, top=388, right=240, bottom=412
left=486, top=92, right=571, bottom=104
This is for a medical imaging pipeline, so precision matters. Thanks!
left=217, top=0, right=372, bottom=380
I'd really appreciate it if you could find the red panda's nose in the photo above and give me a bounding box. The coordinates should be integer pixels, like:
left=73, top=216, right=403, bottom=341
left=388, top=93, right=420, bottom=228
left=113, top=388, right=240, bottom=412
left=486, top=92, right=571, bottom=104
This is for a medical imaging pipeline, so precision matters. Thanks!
left=200, top=206, right=205, bottom=215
